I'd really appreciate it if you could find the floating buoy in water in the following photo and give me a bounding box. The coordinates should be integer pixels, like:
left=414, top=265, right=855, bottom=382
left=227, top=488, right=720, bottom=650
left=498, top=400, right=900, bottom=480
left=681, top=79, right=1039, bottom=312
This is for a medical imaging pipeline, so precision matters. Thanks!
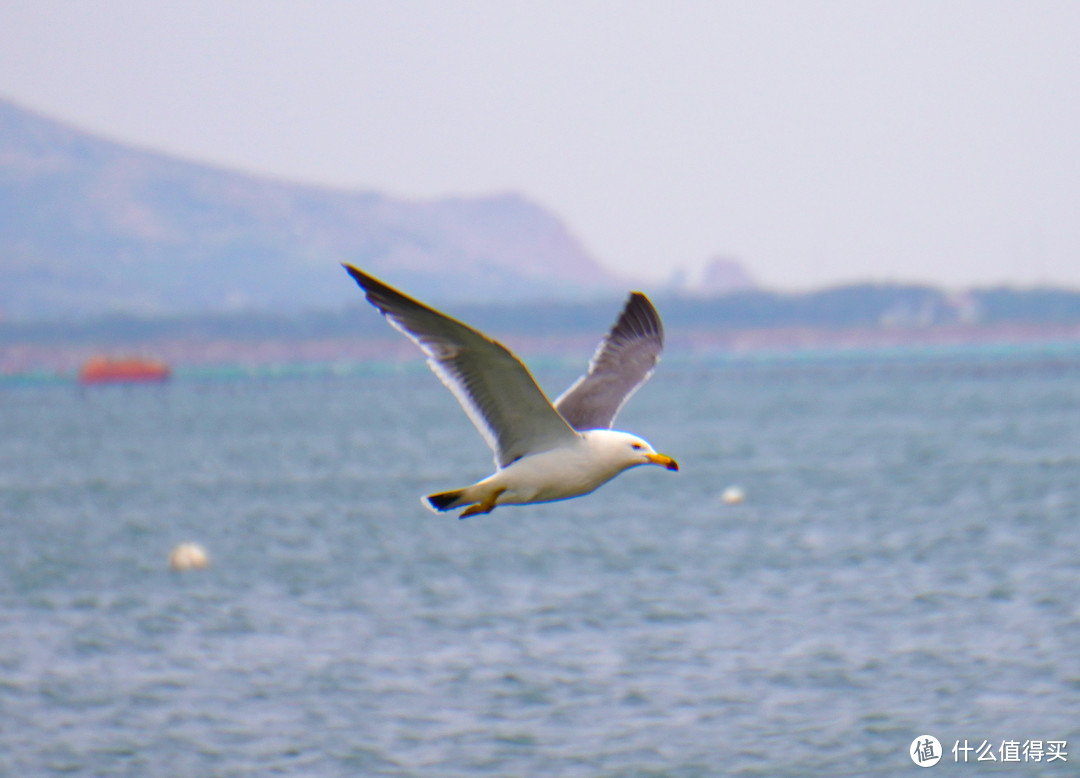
left=169, top=542, right=210, bottom=571
left=79, top=355, right=170, bottom=385
left=721, top=486, right=746, bottom=505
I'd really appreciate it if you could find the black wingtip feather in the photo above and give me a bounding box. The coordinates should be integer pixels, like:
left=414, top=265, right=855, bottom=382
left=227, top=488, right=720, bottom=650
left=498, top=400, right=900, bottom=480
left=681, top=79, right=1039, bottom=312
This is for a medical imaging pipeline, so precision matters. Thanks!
left=343, top=263, right=390, bottom=300
left=342, top=263, right=432, bottom=322
left=614, top=291, right=664, bottom=345
left=342, top=262, right=372, bottom=291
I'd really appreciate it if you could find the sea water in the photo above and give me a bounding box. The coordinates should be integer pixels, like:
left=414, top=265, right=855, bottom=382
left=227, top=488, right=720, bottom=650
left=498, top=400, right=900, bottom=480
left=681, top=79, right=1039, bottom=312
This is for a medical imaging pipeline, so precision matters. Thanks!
left=1, top=352, right=1079, bottom=776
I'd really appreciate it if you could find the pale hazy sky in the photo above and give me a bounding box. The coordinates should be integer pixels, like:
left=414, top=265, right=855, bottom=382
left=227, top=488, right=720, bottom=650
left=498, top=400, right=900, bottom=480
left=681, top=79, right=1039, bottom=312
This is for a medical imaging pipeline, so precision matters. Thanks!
left=1, top=1, right=1078, bottom=290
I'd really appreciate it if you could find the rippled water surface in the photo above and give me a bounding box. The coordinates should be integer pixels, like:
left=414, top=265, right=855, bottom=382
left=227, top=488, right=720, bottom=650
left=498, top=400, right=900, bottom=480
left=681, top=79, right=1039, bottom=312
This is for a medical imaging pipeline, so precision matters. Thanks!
left=2, top=353, right=1079, bottom=775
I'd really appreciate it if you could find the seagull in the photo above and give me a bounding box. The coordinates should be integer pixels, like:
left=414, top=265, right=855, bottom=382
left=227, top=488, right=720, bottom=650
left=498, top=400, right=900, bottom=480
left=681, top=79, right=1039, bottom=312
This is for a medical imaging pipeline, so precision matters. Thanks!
left=344, top=265, right=678, bottom=518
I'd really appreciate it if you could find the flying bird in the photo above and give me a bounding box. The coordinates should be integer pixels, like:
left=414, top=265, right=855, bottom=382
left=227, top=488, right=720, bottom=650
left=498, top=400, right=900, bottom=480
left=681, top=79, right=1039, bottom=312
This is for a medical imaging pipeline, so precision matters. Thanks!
left=344, top=265, right=678, bottom=518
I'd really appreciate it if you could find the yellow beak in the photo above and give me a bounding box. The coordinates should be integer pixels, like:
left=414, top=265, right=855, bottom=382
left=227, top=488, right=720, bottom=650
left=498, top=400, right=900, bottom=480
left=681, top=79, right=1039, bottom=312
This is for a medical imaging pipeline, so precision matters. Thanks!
left=646, top=453, right=679, bottom=471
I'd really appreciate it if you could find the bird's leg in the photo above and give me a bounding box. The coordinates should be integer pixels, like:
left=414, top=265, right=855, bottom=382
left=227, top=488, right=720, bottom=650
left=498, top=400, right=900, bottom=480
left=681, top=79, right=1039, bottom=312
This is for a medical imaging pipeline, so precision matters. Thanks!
left=459, top=488, right=505, bottom=519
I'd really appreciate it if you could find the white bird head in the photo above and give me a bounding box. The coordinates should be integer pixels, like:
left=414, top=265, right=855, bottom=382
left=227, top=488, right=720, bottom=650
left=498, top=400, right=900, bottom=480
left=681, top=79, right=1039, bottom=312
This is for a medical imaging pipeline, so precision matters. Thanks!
left=584, top=429, right=679, bottom=473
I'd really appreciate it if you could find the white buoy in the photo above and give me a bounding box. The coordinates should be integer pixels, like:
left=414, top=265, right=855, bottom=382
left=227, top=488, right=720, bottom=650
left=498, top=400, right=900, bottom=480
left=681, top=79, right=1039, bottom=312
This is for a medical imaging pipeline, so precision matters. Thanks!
left=169, top=542, right=210, bottom=571
left=721, top=486, right=746, bottom=505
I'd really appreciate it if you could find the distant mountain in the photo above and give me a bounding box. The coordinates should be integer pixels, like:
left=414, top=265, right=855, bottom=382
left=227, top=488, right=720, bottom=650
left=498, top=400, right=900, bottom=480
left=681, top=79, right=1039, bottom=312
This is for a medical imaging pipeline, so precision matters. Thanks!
left=0, top=99, right=620, bottom=319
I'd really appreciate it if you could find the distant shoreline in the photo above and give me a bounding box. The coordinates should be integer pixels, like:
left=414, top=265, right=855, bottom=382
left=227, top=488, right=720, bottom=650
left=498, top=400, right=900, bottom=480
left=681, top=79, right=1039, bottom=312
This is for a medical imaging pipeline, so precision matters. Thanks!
left=5, top=321, right=1080, bottom=380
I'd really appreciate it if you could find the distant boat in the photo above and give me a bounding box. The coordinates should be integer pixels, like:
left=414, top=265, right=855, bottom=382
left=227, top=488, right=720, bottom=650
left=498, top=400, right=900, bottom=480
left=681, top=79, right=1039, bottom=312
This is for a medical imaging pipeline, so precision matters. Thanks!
left=78, top=355, right=171, bottom=385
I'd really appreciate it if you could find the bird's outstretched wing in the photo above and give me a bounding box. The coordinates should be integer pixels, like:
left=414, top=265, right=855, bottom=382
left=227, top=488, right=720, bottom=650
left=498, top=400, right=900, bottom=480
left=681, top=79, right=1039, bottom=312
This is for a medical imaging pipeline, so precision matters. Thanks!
left=554, top=292, right=664, bottom=431
left=344, top=265, right=579, bottom=468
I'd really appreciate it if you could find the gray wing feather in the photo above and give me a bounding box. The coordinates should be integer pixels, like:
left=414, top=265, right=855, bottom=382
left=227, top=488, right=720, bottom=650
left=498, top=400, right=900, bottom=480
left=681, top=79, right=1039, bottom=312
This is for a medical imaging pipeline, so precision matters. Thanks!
left=344, top=265, right=579, bottom=468
left=554, top=292, right=664, bottom=431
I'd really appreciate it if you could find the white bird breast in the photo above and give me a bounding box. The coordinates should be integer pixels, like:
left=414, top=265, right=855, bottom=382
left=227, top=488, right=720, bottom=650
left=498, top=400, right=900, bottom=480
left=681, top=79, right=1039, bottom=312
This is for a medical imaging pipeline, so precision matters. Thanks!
left=491, top=432, right=641, bottom=505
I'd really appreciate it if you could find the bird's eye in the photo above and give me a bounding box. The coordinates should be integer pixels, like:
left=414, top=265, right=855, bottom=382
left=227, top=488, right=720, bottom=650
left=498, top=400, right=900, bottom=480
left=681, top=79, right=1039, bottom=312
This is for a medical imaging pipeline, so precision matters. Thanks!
left=631, top=443, right=643, bottom=450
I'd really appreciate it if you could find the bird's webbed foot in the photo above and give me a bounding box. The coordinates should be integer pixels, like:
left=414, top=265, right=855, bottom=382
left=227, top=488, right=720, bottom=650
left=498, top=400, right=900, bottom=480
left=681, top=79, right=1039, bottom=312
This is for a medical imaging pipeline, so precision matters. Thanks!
left=458, top=488, right=505, bottom=519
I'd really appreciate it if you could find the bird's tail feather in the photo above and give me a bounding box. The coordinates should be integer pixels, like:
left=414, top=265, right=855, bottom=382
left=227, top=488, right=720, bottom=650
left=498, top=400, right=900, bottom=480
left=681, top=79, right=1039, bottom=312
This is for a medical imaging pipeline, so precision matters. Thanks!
left=424, top=489, right=467, bottom=513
